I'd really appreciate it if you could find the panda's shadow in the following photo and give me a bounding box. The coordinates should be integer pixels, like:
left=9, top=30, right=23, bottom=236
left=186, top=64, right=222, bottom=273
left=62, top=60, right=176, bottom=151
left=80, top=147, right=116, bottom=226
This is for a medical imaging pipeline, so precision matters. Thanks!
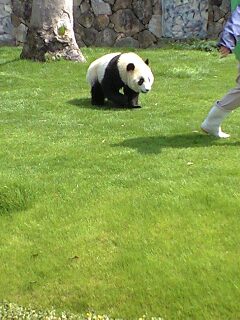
left=68, top=98, right=136, bottom=111
left=68, top=98, right=102, bottom=110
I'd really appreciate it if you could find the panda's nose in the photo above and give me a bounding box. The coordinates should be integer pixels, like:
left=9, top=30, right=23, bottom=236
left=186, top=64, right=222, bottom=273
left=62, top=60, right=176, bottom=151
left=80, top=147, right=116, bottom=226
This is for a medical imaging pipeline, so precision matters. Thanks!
left=145, top=89, right=149, bottom=92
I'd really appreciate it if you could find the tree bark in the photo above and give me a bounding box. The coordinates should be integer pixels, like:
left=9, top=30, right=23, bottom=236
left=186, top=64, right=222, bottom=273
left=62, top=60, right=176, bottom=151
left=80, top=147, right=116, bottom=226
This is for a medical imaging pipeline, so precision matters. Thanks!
left=21, top=0, right=85, bottom=62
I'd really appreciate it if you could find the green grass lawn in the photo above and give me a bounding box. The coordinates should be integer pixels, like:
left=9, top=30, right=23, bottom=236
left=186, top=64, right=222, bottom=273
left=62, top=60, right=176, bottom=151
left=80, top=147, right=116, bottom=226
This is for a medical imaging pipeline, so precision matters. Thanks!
left=0, top=45, right=240, bottom=319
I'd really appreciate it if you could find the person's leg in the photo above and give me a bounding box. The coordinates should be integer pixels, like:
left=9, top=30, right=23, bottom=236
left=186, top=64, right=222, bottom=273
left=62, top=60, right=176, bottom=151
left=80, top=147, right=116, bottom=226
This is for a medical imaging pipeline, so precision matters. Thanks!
left=201, top=105, right=231, bottom=138
left=201, top=65, right=240, bottom=138
left=216, top=85, right=240, bottom=111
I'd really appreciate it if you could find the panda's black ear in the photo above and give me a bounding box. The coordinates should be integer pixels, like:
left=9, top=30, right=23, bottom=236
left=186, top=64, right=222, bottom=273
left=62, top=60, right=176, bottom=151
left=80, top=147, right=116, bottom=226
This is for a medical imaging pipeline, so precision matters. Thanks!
left=127, top=63, right=135, bottom=71
left=145, top=59, right=149, bottom=65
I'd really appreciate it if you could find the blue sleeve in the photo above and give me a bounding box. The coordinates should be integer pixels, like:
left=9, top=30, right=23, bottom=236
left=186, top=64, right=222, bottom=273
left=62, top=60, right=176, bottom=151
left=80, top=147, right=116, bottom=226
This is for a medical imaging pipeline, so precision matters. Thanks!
left=218, top=5, right=240, bottom=52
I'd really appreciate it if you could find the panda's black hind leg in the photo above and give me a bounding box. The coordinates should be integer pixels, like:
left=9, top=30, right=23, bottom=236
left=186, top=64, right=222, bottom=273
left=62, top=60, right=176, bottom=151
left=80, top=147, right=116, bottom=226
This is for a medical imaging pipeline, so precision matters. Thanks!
left=91, top=81, right=105, bottom=105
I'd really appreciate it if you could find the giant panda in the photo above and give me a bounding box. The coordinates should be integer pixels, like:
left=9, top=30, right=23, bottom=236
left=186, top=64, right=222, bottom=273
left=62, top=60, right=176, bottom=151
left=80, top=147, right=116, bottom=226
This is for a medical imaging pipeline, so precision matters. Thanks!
left=86, top=52, right=154, bottom=108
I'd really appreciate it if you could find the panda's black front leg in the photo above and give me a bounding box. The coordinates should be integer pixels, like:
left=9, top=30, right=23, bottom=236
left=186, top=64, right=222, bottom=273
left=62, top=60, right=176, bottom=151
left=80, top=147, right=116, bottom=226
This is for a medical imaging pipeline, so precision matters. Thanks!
left=123, top=86, right=140, bottom=108
left=100, top=80, right=127, bottom=107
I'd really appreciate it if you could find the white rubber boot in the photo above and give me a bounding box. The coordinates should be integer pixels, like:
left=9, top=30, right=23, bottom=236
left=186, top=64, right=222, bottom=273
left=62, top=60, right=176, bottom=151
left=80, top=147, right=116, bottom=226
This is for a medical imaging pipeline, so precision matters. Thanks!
left=201, top=106, right=231, bottom=138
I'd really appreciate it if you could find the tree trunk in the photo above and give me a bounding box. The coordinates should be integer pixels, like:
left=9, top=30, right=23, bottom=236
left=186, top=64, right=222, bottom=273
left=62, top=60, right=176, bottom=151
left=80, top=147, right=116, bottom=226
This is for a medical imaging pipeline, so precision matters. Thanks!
left=21, top=0, right=85, bottom=62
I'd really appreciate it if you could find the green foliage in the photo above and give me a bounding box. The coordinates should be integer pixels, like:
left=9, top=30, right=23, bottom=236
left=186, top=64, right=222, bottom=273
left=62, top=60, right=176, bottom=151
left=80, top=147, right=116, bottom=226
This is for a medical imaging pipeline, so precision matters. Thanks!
left=58, top=25, right=67, bottom=36
left=0, top=302, right=83, bottom=320
left=0, top=46, right=240, bottom=320
left=172, top=39, right=218, bottom=52
left=0, top=302, right=118, bottom=320
left=0, top=302, right=162, bottom=320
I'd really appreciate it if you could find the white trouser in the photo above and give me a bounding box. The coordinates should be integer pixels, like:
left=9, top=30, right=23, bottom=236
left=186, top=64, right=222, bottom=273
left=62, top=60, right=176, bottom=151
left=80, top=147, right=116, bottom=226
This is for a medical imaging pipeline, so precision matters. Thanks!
left=216, top=63, right=240, bottom=111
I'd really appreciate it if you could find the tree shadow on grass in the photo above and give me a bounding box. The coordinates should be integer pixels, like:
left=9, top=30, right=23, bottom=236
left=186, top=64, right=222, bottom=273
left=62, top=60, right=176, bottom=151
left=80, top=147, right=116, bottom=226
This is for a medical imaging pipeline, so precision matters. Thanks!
left=112, top=133, right=240, bottom=154
left=68, top=98, right=140, bottom=111
left=0, top=58, right=21, bottom=67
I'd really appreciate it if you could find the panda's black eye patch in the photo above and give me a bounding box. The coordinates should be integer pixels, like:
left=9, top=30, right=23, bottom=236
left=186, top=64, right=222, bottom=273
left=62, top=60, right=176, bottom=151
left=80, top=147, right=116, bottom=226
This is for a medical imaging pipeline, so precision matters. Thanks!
left=138, top=77, right=144, bottom=85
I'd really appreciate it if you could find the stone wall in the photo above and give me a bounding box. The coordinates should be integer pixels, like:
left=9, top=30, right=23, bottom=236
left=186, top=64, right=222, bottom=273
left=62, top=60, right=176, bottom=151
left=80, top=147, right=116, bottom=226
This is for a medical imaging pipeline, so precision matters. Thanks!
left=0, top=0, right=13, bottom=43
left=162, top=0, right=208, bottom=39
left=207, top=0, right=231, bottom=39
left=73, top=0, right=231, bottom=47
left=11, top=0, right=31, bottom=44
left=74, top=0, right=162, bottom=48
left=0, top=0, right=232, bottom=47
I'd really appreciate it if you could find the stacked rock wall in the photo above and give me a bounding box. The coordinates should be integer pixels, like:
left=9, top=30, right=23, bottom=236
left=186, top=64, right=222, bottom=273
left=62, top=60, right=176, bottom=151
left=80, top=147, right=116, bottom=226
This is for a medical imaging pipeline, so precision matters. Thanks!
left=162, top=0, right=208, bottom=39
left=208, top=0, right=231, bottom=39
left=11, top=0, right=31, bottom=44
left=74, top=0, right=162, bottom=48
left=0, top=0, right=13, bottom=43
left=74, top=0, right=231, bottom=47
left=0, top=0, right=232, bottom=47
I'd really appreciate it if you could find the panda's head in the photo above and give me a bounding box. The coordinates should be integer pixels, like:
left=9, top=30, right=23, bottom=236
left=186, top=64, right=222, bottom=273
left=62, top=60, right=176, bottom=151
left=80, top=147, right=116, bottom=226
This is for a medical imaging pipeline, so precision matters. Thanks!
left=118, top=53, right=154, bottom=94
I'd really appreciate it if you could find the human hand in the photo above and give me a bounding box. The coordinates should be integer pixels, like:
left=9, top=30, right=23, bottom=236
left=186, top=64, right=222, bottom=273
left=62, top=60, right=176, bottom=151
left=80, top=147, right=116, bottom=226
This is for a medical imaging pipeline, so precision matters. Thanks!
left=219, top=46, right=230, bottom=58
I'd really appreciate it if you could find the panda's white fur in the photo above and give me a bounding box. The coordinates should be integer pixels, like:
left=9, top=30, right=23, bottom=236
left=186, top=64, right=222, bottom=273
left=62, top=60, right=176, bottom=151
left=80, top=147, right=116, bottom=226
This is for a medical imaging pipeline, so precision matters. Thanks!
left=117, top=52, right=154, bottom=93
left=86, top=52, right=120, bottom=86
left=86, top=52, right=154, bottom=108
